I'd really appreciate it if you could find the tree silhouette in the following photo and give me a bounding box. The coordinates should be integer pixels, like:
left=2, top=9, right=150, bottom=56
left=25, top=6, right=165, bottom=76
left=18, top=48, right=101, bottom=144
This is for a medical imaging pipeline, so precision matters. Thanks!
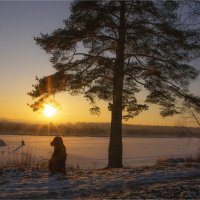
left=29, top=1, right=200, bottom=168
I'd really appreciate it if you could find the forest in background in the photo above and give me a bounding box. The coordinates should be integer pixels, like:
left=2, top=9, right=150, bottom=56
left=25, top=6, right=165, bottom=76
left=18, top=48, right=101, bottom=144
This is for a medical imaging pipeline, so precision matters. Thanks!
left=0, top=120, right=199, bottom=137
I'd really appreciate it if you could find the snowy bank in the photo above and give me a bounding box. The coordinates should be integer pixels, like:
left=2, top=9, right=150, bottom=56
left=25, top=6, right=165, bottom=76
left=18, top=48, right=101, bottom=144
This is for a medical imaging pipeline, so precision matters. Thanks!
left=0, top=160, right=200, bottom=199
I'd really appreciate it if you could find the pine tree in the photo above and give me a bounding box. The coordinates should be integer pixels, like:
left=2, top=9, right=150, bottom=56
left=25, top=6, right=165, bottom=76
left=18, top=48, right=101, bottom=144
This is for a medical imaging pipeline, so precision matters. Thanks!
left=29, top=1, right=200, bottom=168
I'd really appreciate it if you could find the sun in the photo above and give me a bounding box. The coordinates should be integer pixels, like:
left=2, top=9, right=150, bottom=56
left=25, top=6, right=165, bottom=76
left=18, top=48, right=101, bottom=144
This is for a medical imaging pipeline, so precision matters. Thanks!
left=43, top=104, right=57, bottom=117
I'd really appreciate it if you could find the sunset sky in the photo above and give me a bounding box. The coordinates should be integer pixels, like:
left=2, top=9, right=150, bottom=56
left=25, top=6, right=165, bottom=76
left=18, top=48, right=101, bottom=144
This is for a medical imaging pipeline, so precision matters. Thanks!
left=0, top=1, right=200, bottom=126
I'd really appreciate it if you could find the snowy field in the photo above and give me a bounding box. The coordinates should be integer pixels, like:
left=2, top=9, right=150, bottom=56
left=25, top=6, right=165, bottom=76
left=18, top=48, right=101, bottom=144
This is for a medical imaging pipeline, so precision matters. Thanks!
left=0, top=135, right=200, bottom=168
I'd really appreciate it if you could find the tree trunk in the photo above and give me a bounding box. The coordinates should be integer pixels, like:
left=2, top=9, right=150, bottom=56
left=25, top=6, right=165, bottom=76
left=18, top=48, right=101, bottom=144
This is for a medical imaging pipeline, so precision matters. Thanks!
left=107, top=1, right=125, bottom=168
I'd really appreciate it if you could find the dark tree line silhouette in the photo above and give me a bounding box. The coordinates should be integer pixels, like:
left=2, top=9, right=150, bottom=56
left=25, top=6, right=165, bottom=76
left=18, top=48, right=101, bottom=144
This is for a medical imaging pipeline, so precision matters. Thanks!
left=1, top=121, right=200, bottom=138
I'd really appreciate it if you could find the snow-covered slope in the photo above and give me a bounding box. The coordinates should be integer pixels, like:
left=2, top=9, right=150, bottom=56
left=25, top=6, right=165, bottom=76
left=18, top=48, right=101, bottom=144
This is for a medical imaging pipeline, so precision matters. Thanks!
left=0, top=161, right=200, bottom=199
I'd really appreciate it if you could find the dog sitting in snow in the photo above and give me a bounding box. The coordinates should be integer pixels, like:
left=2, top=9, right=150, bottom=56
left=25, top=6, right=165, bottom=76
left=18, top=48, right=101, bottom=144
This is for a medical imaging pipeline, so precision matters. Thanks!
left=49, top=136, right=67, bottom=175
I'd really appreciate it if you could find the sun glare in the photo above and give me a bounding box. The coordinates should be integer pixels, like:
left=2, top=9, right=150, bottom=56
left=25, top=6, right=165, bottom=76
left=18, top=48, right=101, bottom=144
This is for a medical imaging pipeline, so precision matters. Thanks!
left=43, top=104, right=57, bottom=117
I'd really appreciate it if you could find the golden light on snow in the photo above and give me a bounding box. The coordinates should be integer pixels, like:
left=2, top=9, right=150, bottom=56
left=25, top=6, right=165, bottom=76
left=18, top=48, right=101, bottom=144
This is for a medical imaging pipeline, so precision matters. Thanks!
left=43, top=104, right=57, bottom=117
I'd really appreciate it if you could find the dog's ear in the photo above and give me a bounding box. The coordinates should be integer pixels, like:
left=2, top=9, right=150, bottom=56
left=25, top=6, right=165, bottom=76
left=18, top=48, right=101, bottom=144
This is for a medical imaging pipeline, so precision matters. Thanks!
left=56, top=136, right=64, bottom=146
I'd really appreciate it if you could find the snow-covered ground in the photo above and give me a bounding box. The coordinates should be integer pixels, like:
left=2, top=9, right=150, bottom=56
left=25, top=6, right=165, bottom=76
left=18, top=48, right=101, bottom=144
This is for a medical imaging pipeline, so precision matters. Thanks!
left=0, top=159, right=200, bottom=199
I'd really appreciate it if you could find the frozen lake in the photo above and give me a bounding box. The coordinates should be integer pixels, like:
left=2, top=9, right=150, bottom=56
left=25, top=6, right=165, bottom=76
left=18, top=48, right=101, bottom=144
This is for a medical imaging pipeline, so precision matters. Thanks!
left=0, top=135, right=200, bottom=168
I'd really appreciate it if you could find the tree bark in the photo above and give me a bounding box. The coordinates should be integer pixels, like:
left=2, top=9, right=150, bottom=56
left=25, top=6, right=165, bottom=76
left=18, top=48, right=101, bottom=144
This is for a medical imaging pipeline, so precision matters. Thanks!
left=107, top=1, right=125, bottom=168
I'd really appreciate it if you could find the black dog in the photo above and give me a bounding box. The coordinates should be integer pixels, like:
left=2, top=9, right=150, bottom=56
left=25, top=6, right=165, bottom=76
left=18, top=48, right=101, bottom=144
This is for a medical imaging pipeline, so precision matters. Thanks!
left=49, top=136, right=67, bottom=175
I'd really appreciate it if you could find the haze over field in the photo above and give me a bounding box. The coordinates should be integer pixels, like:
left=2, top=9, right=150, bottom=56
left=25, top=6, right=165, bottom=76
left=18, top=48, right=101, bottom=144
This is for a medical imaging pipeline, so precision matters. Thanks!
left=0, top=121, right=200, bottom=138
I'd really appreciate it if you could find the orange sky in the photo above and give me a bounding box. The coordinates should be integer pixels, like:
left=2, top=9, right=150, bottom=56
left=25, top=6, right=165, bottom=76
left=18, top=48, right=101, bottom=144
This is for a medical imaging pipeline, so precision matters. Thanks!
left=0, top=1, right=200, bottom=126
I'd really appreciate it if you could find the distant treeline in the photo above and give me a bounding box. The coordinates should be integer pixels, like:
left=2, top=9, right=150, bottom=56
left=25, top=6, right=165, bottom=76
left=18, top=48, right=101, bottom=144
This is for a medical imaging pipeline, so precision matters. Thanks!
left=0, top=121, right=200, bottom=138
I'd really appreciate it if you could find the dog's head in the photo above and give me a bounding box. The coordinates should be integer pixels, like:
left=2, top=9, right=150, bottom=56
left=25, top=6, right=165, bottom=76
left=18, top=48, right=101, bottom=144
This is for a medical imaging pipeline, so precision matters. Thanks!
left=50, top=136, right=64, bottom=147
